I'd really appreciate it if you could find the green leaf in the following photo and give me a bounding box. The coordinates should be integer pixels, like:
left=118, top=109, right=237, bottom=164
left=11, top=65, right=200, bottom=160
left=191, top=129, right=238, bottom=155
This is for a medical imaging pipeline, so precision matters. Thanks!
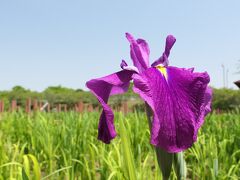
left=173, top=152, right=187, bottom=180
left=119, top=116, right=137, bottom=180
left=22, top=168, right=29, bottom=180
left=27, top=154, right=41, bottom=180
left=155, top=148, right=173, bottom=180
left=23, top=155, right=30, bottom=178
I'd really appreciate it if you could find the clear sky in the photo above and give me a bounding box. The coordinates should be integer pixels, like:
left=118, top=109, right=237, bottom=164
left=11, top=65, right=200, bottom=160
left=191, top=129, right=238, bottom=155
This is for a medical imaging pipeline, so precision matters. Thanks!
left=0, top=0, right=239, bottom=91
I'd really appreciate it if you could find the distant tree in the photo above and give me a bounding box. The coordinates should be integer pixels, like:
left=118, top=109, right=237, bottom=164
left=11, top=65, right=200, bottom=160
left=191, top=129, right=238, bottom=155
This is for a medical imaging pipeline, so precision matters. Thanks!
left=12, top=85, right=27, bottom=92
left=76, top=89, right=84, bottom=92
left=0, top=85, right=239, bottom=112
left=212, top=88, right=240, bottom=110
left=43, top=86, right=76, bottom=105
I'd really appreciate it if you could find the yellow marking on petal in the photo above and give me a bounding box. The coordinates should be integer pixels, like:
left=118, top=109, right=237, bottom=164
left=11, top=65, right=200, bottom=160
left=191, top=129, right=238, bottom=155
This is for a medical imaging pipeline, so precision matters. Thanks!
left=156, top=65, right=168, bottom=80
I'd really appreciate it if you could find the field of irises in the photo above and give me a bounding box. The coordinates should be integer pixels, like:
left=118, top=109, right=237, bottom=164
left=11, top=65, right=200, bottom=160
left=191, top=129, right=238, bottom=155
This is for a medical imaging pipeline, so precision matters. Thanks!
left=0, top=110, right=239, bottom=179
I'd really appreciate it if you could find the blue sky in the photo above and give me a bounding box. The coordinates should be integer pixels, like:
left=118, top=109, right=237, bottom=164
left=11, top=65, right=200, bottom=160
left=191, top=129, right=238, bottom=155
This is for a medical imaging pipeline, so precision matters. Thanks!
left=0, top=0, right=239, bottom=91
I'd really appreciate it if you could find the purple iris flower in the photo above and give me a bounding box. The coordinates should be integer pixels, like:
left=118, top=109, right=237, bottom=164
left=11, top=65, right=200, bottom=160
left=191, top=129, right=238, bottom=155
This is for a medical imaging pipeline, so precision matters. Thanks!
left=86, top=33, right=212, bottom=153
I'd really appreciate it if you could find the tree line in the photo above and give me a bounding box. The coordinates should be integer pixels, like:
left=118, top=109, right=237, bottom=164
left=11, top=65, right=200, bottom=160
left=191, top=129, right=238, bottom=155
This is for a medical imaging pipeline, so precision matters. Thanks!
left=0, top=85, right=239, bottom=112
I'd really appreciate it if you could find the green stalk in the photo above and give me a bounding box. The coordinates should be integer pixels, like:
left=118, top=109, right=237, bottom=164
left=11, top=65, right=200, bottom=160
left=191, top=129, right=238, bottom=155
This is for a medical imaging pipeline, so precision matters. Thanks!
left=173, top=152, right=187, bottom=180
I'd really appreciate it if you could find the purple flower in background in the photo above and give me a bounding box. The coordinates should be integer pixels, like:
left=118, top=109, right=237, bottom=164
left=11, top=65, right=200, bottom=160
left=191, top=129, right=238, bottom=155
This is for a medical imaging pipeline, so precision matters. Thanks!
left=86, top=33, right=212, bottom=153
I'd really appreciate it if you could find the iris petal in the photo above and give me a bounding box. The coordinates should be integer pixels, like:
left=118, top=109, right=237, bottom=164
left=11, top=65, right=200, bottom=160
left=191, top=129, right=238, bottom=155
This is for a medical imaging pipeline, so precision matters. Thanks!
left=86, top=70, right=134, bottom=143
left=132, top=67, right=211, bottom=153
left=126, top=33, right=150, bottom=72
left=151, top=35, right=176, bottom=67
left=120, top=60, right=139, bottom=73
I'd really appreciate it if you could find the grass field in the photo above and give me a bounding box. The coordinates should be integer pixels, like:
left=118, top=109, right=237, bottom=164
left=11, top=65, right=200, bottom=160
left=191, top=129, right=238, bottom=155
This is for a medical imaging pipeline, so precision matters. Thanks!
left=0, top=110, right=239, bottom=179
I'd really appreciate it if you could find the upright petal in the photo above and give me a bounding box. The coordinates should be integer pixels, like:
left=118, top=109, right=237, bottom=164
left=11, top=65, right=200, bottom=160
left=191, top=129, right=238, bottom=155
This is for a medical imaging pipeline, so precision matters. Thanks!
left=126, top=33, right=150, bottom=73
left=151, top=35, right=176, bottom=67
left=164, top=35, right=176, bottom=57
left=132, top=67, right=211, bottom=153
left=86, top=70, right=133, bottom=143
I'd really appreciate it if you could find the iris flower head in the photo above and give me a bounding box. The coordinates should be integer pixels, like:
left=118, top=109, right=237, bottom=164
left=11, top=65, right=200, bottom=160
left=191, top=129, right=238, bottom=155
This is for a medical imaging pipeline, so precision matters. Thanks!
left=86, top=33, right=212, bottom=153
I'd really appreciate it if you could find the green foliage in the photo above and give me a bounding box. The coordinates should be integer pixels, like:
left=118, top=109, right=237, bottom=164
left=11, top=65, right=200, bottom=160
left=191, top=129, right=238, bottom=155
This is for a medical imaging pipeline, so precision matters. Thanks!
left=0, top=85, right=239, bottom=111
left=212, top=88, right=240, bottom=111
left=0, top=111, right=239, bottom=179
left=119, top=116, right=137, bottom=180
left=0, top=86, right=97, bottom=110
left=43, top=86, right=80, bottom=106
left=0, top=86, right=41, bottom=108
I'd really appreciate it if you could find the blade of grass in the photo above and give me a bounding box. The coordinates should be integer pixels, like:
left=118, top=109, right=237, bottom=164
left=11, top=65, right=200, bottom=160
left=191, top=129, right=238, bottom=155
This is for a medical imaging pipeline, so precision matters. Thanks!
left=119, top=115, right=137, bottom=180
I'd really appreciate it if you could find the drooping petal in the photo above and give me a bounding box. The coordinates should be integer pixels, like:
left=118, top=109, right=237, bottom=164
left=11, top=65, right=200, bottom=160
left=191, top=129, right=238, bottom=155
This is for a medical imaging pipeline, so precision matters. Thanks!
left=86, top=70, right=134, bottom=143
left=204, top=87, right=212, bottom=116
left=126, top=33, right=150, bottom=73
left=132, top=66, right=211, bottom=153
left=151, top=35, right=176, bottom=67
left=197, top=87, right=212, bottom=126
